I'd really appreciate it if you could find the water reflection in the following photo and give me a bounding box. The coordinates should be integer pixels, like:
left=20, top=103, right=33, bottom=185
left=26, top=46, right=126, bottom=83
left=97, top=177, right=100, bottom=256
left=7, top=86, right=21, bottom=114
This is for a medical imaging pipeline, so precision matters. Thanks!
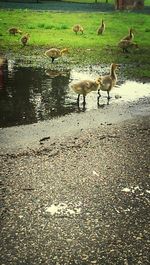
left=0, top=63, right=150, bottom=128
left=0, top=65, right=76, bottom=127
left=0, top=57, right=8, bottom=90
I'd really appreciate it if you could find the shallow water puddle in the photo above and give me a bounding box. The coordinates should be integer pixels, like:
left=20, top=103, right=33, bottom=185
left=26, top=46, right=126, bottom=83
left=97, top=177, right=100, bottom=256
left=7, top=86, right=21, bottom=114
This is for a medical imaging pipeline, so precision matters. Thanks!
left=0, top=62, right=149, bottom=127
left=45, top=202, right=81, bottom=217
left=114, top=81, right=150, bottom=102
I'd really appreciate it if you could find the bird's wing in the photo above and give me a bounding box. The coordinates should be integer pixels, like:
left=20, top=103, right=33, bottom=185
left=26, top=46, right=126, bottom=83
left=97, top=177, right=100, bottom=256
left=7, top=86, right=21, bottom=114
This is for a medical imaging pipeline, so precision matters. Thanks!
left=100, top=76, right=112, bottom=90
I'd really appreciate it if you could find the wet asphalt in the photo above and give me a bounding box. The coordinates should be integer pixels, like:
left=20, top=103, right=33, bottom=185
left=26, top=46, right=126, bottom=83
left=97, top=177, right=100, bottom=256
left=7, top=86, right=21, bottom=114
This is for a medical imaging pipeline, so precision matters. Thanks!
left=1, top=114, right=150, bottom=265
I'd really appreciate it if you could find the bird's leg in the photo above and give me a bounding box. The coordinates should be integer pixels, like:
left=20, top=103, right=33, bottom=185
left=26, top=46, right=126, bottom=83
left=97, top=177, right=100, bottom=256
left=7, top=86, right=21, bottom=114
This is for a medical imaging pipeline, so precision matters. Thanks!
left=107, top=91, right=110, bottom=100
left=51, top=57, right=55, bottom=63
left=107, top=97, right=110, bottom=105
left=83, top=95, right=86, bottom=106
left=77, top=94, right=80, bottom=106
left=98, top=89, right=101, bottom=98
left=97, top=89, right=101, bottom=100
left=97, top=89, right=101, bottom=105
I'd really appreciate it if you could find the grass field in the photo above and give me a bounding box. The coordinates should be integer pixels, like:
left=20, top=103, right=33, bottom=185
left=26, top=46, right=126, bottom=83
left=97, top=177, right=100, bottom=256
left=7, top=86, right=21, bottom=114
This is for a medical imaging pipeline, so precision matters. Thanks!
left=0, top=9, right=150, bottom=78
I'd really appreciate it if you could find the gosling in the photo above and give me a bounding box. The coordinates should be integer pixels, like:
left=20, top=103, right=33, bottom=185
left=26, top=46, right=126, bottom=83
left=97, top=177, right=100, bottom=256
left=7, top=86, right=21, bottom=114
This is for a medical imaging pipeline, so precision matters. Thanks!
left=21, top=33, right=30, bottom=46
left=73, top=24, right=84, bottom=35
left=71, top=77, right=101, bottom=105
left=122, top=28, right=134, bottom=41
left=97, top=19, right=105, bottom=35
left=98, top=63, right=119, bottom=101
left=45, top=48, right=69, bottom=63
left=8, top=27, right=22, bottom=35
left=118, top=39, right=138, bottom=53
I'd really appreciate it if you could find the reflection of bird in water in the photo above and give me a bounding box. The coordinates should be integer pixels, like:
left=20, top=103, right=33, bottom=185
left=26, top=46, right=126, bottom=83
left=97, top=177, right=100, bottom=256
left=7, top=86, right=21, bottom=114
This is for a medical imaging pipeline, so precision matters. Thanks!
left=45, top=69, right=70, bottom=78
left=98, top=63, right=119, bottom=103
left=71, top=77, right=101, bottom=106
left=73, top=24, right=84, bottom=35
left=45, top=48, right=69, bottom=63
left=122, top=28, right=134, bottom=41
left=118, top=40, right=138, bottom=53
left=21, top=33, right=30, bottom=46
left=8, top=27, right=22, bottom=35
left=97, top=19, right=105, bottom=35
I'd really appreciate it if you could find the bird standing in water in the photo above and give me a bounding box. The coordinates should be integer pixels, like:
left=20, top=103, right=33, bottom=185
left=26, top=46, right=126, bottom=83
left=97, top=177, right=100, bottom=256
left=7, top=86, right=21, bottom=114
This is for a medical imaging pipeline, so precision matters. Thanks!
left=71, top=77, right=101, bottom=106
left=98, top=63, right=119, bottom=104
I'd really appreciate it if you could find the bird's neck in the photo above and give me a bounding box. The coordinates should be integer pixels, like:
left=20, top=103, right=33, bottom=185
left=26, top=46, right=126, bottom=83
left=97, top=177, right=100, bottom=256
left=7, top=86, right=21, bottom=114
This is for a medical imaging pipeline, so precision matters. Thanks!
left=130, top=30, right=133, bottom=37
left=110, top=66, right=117, bottom=80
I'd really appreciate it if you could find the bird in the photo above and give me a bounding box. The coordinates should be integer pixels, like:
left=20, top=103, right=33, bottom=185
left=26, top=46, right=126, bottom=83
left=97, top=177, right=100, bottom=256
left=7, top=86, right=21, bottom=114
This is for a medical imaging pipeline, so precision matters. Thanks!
left=122, top=28, right=134, bottom=41
left=71, top=77, right=101, bottom=106
left=8, top=27, right=22, bottom=35
left=72, top=24, right=84, bottom=35
left=97, top=19, right=105, bottom=35
left=44, top=48, right=69, bottom=63
left=98, top=63, right=119, bottom=102
left=21, top=33, right=30, bottom=46
left=118, top=39, right=138, bottom=53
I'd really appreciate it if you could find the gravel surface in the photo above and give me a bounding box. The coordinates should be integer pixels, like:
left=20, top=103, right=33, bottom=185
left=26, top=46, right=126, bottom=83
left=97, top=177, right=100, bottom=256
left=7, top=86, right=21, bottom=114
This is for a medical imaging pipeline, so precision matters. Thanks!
left=1, top=116, right=150, bottom=265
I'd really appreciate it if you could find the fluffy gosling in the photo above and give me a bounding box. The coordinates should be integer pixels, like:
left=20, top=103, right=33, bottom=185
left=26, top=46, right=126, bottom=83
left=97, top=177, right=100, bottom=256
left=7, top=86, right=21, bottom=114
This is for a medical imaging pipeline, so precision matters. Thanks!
left=73, top=24, right=84, bottom=35
left=71, top=77, right=101, bottom=105
left=21, top=33, right=30, bottom=46
left=97, top=19, right=105, bottom=35
left=98, top=63, right=119, bottom=101
left=122, top=28, right=134, bottom=41
left=118, top=40, right=138, bottom=53
left=8, top=27, right=22, bottom=35
left=45, top=48, right=69, bottom=63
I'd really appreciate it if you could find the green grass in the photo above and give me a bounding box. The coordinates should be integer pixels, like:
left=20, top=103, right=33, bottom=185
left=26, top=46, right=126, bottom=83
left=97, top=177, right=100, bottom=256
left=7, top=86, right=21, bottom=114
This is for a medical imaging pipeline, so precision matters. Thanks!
left=0, top=9, right=150, bottom=78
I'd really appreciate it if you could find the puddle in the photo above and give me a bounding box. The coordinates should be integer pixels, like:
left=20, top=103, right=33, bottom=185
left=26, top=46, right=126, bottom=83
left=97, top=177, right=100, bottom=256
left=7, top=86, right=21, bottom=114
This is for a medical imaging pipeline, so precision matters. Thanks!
left=0, top=61, right=150, bottom=127
left=45, top=202, right=81, bottom=217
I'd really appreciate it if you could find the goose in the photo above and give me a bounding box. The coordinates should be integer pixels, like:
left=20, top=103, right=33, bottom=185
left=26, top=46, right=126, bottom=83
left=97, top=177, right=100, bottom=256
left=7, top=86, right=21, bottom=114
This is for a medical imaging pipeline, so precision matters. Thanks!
left=73, top=24, right=84, bottom=35
left=122, top=28, right=134, bottom=41
left=71, top=77, right=101, bottom=105
left=98, top=63, right=119, bottom=101
left=8, top=27, right=22, bottom=35
left=97, top=19, right=105, bottom=35
left=44, top=48, right=69, bottom=63
left=21, top=33, right=30, bottom=46
left=118, top=39, right=138, bottom=53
